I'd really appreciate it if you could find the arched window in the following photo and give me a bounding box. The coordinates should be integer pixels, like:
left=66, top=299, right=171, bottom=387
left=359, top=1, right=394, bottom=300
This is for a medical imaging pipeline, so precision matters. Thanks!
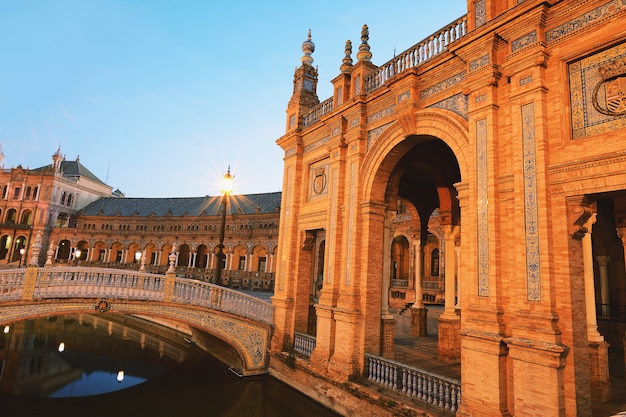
left=431, top=248, right=440, bottom=276
left=60, top=191, right=66, bottom=205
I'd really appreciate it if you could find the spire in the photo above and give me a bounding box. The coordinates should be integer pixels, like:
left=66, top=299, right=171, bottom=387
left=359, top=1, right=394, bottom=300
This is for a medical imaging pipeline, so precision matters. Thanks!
left=52, top=145, right=64, bottom=171
left=356, top=24, right=372, bottom=62
left=0, top=143, right=4, bottom=168
left=340, top=40, right=353, bottom=73
left=301, top=29, right=315, bottom=66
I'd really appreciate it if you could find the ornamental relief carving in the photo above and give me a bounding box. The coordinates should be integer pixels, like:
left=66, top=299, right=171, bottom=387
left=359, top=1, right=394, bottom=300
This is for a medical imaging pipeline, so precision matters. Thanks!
left=592, top=58, right=626, bottom=116
left=569, top=41, right=626, bottom=139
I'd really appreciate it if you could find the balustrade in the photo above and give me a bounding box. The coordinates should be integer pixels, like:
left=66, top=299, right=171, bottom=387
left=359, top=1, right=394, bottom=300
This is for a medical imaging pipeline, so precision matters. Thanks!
left=293, top=331, right=316, bottom=357
left=0, top=266, right=273, bottom=326
left=302, top=15, right=467, bottom=128
left=365, top=353, right=460, bottom=413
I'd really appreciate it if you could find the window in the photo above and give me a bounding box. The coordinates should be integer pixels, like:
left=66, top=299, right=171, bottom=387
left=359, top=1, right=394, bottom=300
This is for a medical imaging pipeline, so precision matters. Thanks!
left=431, top=249, right=440, bottom=276
left=238, top=256, right=246, bottom=270
left=258, top=256, right=267, bottom=272
left=13, top=187, right=21, bottom=200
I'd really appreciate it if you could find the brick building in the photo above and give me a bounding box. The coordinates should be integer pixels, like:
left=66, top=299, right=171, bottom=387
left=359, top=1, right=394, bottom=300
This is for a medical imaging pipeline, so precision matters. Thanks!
left=0, top=147, right=113, bottom=267
left=270, top=0, right=626, bottom=415
left=2, top=147, right=281, bottom=289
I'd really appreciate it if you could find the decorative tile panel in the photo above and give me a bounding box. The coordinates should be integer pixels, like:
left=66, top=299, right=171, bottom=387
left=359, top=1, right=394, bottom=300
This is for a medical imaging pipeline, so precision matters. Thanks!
left=420, top=72, right=466, bottom=99
left=367, top=122, right=394, bottom=150
left=304, top=136, right=329, bottom=153
left=521, top=102, right=541, bottom=302
left=569, top=41, right=626, bottom=139
left=476, top=118, right=489, bottom=297
left=470, top=54, right=490, bottom=71
left=474, top=0, right=486, bottom=27
left=546, top=0, right=626, bottom=43
left=512, top=31, right=537, bottom=52
left=367, top=105, right=396, bottom=123
left=429, top=93, right=469, bottom=120
left=309, top=162, right=329, bottom=197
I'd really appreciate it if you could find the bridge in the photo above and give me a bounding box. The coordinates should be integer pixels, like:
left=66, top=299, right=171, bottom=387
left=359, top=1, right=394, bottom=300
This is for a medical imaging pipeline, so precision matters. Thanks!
left=0, top=265, right=274, bottom=376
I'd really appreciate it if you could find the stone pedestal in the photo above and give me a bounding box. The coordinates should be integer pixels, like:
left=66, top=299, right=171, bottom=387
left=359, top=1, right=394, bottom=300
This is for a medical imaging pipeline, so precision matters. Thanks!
left=382, top=315, right=396, bottom=360
left=589, top=340, right=611, bottom=403
left=409, top=306, right=428, bottom=337
left=438, top=313, right=461, bottom=363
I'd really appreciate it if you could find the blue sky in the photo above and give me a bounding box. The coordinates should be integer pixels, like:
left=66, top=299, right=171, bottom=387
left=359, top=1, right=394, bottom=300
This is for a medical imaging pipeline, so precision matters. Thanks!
left=0, top=0, right=467, bottom=197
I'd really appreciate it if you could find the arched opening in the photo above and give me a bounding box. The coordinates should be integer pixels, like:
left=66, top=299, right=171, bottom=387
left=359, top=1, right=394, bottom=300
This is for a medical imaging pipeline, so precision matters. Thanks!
left=57, top=240, right=71, bottom=261
left=178, top=244, right=191, bottom=268
left=195, top=244, right=209, bottom=268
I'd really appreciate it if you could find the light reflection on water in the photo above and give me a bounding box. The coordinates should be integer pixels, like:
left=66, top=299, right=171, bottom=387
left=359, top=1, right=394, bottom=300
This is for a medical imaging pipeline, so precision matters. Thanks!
left=0, top=313, right=341, bottom=417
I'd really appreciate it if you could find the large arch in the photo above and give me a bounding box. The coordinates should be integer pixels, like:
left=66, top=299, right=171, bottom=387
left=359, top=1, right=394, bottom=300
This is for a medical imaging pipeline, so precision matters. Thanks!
left=357, top=108, right=468, bottom=364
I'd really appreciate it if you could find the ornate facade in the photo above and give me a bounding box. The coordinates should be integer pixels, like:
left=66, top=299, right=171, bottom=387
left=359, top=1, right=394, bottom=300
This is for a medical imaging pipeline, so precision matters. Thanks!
left=1, top=147, right=281, bottom=290
left=271, top=0, right=626, bottom=416
left=0, top=147, right=113, bottom=267
left=51, top=191, right=281, bottom=289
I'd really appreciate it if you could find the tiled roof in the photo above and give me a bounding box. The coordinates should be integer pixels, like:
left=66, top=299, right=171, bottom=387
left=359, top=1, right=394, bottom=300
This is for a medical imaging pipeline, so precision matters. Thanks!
left=32, top=160, right=107, bottom=185
left=78, top=191, right=282, bottom=217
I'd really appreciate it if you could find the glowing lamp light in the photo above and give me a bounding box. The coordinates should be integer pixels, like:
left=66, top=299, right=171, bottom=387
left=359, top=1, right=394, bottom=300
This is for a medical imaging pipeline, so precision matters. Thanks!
left=58, top=342, right=65, bottom=352
left=3, top=325, right=9, bottom=334
left=116, top=370, right=125, bottom=383
left=220, top=167, right=234, bottom=196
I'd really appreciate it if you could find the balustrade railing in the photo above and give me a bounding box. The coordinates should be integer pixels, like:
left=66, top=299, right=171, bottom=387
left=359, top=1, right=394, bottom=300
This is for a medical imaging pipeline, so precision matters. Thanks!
left=303, top=97, right=334, bottom=127
left=364, top=16, right=467, bottom=94
left=597, top=303, right=626, bottom=322
left=293, top=331, right=316, bottom=358
left=365, top=354, right=460, bottom=413
left=172, top=278, right=273, bottom=325
left=0, top=266, right=273, bottom=326
left=301, top=15, right=467, bottom=128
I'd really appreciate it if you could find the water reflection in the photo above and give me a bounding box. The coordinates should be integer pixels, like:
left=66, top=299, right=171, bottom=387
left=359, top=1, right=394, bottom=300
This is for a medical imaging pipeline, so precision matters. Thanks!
left=0, top=314, right=340, bottom=417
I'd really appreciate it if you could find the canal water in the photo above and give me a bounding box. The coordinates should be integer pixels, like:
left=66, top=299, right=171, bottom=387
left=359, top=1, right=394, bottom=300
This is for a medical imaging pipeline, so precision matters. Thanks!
left=0, top=312, right=340, bottom=417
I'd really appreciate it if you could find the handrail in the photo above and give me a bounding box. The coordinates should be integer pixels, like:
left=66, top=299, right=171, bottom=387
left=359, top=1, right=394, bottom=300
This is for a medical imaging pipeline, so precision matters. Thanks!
left=364, top=15, right=467, bottom=94
left=365, top=353, right=461, bottom=413
left=0, top=266, right=274, bottom=326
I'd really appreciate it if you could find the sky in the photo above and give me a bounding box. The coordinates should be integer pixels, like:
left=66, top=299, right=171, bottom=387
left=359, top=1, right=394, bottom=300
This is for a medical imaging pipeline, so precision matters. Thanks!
left=0, top=0, right=467, bottom=197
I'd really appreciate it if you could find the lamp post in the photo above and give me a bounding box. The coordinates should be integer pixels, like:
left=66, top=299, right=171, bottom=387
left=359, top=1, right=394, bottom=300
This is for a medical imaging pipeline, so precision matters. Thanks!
left=135, top=250, right=142, bottom=270
left=18, top=247, right=25, bottom=268
left=215, top=167, right=234, bottom=285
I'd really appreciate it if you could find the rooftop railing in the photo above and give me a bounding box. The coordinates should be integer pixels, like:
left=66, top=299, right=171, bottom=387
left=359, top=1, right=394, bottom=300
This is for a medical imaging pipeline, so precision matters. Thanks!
left=302, top=15, right=467, bottom=128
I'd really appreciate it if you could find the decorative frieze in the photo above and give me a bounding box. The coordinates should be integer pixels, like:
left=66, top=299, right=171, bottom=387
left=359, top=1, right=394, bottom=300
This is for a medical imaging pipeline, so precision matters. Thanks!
left=476, top=118, right=489, bottom=297
left=521, top=102, right=541, bottom=302
left=546, top=0, right=626, bottom=44
left=512, top=31, right=537, bottom=52
left=420, top=72, right=466, bottom=99
left=429, top=92, right=469, bottom=120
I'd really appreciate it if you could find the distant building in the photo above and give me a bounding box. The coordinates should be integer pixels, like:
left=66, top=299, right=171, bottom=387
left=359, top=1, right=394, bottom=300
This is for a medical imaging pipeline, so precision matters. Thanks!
left=0, top=147, right=113, bottom=266
left=1, top=147, right=281, bottom=290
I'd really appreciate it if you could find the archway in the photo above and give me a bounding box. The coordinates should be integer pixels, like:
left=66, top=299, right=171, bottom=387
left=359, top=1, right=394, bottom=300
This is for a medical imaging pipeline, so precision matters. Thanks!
left=360, top=110, right=467, bottom=370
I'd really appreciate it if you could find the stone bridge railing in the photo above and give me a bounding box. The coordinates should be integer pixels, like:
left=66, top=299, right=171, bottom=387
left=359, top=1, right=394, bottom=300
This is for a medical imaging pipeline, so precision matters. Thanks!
left=0, top=266, right=274, bottom=326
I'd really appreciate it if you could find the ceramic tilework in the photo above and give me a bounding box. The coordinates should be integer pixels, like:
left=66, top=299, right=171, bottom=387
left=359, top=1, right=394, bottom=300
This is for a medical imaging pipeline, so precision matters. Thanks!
left=367, top=122, right=394, bottom=150
left=512, top=31, right=537, bottom=52
left=429, top=93, right=469, bottom=120
left=420, top=72, right=466, bottom=99
left=470, top=54, right=490, bottom=71
left=476, top=118, right=489, bottom=297
left=569, top=41, right=626, bottom=139
left=546, top=0, right=626, bottom=43
left=474, top=0, right=486, bottom=27
left=367, top=105, right=396, bottom=123
left=521, top=102, right=541, bottom=302
left=304, top=136, right=329, bottom=153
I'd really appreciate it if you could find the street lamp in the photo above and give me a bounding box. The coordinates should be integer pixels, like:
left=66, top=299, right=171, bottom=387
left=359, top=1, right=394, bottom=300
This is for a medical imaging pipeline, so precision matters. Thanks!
left=135, top=250, right=142, bottom=270
left=215, top=167, right=234, bottom=285
left=18, top=248, right=25, bottom=268
left=74, top=249, right=81, bottom=266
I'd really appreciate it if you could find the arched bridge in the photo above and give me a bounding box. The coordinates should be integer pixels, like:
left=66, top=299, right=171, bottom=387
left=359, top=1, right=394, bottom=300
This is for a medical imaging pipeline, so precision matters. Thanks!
left=0, top=266, right=274, bottom=376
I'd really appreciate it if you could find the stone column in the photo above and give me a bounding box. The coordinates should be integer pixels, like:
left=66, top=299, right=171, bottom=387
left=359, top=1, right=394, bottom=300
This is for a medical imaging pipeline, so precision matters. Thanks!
left=438, top=224, right=461, bottom=363
left=595, top=256, right=610, bottom=308
left=583, top=214, right=611, bottom=402
left=381, top=210, right=396, bottom=358
left=410, top=239, right=427, bottom=336
left=616, top=227, right=626, bottom=389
